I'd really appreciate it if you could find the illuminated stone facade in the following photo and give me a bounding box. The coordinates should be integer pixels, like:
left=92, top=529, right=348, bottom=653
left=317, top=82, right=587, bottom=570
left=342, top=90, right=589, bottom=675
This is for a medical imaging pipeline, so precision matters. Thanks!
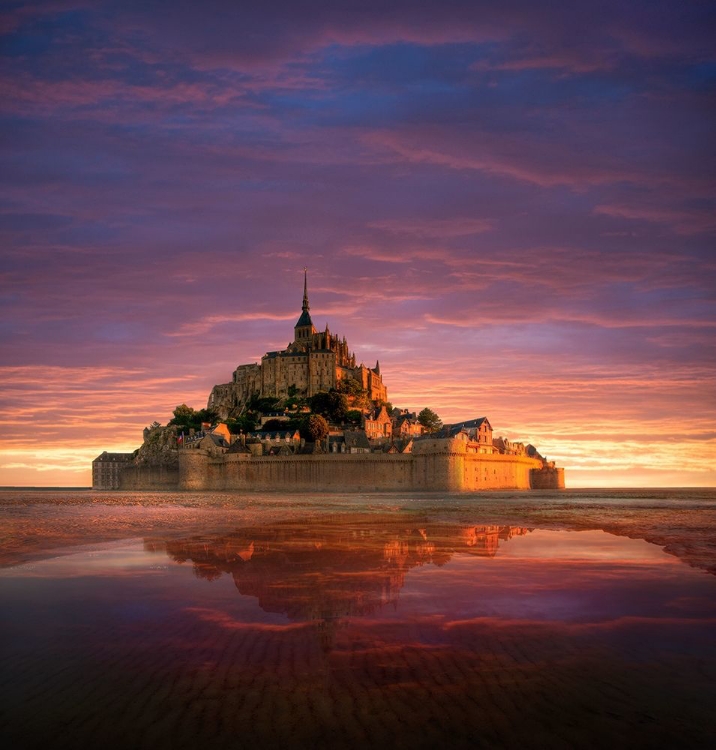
left=208, top=272, right=387, bottom=419
left=92, top=451, right=134, bottom=489
left=176, top=434, right=564, bottom=492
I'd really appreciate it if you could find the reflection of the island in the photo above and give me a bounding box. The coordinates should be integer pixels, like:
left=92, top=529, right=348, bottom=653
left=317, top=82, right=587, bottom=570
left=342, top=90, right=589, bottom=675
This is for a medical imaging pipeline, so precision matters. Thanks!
left=145, top=516, right=529, bottom=622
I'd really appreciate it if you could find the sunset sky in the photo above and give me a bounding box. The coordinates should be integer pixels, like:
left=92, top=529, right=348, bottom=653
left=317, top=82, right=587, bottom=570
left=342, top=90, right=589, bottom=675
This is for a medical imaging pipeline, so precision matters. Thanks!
left=1, top=1, right=714, bottom=487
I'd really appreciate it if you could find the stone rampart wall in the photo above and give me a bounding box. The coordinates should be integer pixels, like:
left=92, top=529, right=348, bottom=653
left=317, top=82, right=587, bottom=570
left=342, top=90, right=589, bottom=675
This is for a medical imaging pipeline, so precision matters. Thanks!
left=462, top=453, right=538, bottom=490
left=176, top=447, right=553, bottom=492
left=530, top=466, right=566, bottom=489
left=119, top=464, right=180, bottom=490
left=205, top=453, right=414, bottom=491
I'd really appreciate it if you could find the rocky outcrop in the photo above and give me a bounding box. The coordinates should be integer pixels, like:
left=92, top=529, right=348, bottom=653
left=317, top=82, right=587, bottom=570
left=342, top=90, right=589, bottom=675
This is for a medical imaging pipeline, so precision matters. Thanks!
left=134, top=424, right=179, bottom=468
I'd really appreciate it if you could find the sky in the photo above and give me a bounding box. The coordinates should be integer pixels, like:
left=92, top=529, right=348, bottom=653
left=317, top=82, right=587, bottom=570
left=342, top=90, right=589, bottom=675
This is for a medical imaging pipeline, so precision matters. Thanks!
left=1, top=0, right=715, bottom=487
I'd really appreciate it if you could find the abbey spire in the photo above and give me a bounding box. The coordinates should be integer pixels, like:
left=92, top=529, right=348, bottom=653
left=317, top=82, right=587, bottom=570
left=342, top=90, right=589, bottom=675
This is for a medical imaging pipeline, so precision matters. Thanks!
left=294, top=267, right=315, bottom=341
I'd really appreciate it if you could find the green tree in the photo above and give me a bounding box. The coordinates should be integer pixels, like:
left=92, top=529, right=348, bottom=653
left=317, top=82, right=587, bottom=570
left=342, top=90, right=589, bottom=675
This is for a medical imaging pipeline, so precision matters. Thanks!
left=261, top=418, right=292, bottom=432
left=248, top=396, right=283, bottom=414
left=170, top=404, right=195, bottom=425
left=418, top=407, right=442, bottom=433
left=336, top=378, right=363, bottom=396
left=308, top=390, right=348, bottom=423
left=300, top=414, right=329, bottom=442
left=169, top=404, right=218, bottom=431
left=195, top=408, right=217, bottom=425
left=345, top=409, right=362, bottom=425
left=225, top=414, right=258, bottom=433
left=352, top=390, right=371, bottom=412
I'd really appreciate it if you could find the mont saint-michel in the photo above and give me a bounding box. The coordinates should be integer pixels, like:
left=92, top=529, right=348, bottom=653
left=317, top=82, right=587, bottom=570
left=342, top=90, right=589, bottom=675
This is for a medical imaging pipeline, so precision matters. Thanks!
left=93, top=273, right=564, bottom=492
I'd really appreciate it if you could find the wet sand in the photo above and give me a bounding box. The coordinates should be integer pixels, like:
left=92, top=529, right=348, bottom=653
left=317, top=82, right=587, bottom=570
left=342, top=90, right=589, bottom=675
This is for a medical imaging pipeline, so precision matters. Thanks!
left=1, top=489, right=715, bottom=749
left=2, top=488, right=715, bottom=573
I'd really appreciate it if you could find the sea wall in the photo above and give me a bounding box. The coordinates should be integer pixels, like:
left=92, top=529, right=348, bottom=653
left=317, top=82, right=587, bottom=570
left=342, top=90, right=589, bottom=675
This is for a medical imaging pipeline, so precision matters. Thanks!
left=118, top=463, right=180, bottom=490
left=177, top=440, right=554, bottom=492
left=530, top=465, right=566, bottom=490
left=181, top=452, right=415, bottom=491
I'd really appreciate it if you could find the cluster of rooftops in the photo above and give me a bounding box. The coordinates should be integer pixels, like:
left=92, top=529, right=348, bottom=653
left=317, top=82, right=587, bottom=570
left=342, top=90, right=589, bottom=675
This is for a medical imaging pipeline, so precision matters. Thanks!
left=179, top=414, right=543, bottom=460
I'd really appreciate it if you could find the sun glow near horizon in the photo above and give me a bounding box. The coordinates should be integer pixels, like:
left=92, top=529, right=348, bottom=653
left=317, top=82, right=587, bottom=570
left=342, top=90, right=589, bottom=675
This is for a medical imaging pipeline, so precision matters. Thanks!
left=1, top=2, right=714, bottom=488
left=1, top=328, right=714, bottom=488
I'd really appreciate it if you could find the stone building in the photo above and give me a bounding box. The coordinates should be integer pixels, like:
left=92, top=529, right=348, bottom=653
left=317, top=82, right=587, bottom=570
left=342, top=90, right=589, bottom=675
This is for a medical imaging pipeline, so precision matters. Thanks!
left=92, top=451, right=135, bottom=489
left=493, top=437, right=527, bottom=456
left=364, top=405, right=392, bottom=439
left=208, top=272, right=387, bottom=419
left=393, top=416, right=425, bottom=438
left=441, top=417, right=495, bottom=454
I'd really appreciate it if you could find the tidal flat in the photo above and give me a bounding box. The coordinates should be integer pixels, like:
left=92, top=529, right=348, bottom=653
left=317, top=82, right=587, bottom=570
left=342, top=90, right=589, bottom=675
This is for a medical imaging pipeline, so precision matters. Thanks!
left=1, top=489, right=715, bottom=749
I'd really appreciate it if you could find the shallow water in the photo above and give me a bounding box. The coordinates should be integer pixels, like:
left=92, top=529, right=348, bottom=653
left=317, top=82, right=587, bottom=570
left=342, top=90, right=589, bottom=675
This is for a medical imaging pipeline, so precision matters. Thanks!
left=1, top=490, right=715, bottom=748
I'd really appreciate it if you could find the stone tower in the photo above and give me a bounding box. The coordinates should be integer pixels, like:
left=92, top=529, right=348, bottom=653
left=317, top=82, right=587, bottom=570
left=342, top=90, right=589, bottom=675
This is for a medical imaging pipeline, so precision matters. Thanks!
left=294, top=268, right=316, bottom=343
left=207, top=270, right=388, bottom=417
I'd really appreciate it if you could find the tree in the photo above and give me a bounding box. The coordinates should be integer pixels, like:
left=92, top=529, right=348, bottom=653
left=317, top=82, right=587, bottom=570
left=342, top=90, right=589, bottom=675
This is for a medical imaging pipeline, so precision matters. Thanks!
left=195, top=408, right=217, bottom=425
left=328, top=390, right=348, bottom=422
left=418, top=407, right=442, bottom=433
left=300, top=414, right=329, bottom=443
left=308, top=390, right=348, bottom=423
left=169, top=404, right=201, bottom=431
left=225, top=414, right=258, bottom=433
left=261, top=418, right=292, bottom=432
left=336, top=378, right=363, bottom=396
left=345, top=409, right=362, bottom=425
left=170, top=404, right=196, bottom=425
left=247, top=396, right=283, bottom=414
left=169, top=404, right=218, bottom=431
left=352, top=390, right=371, bottom=412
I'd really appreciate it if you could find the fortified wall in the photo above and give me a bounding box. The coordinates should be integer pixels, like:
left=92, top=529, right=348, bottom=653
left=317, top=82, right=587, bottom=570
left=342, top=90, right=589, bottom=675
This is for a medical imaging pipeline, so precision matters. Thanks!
left=95, top=273, right=565, bottom=493
left=177, top=436, right=564, bottom=492
left=118, top=463, right=179, bottom=490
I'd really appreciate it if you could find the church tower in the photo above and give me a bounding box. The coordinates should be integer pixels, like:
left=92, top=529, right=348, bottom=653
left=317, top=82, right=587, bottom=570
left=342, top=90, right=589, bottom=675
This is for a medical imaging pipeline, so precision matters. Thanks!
left=294, top=268, right=316, bottom=343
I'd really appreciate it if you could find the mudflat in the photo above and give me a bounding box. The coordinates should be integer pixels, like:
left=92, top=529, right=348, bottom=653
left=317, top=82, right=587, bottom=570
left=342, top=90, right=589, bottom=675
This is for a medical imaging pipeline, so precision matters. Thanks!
left=1, top=489, right=715, bottom=749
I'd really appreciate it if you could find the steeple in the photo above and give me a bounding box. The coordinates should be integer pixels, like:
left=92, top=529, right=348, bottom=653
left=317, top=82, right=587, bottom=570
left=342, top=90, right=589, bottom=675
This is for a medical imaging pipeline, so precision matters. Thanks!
left=294, top=267, right=315, bottom=341
left=374, top=360, right=381, bottom=375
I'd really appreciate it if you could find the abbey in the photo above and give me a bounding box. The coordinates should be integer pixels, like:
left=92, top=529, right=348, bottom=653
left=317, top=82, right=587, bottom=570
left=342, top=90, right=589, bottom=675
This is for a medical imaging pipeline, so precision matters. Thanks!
left=208, top=271, right=386, bottom=420
left=92, top=272, right=565, bottom=492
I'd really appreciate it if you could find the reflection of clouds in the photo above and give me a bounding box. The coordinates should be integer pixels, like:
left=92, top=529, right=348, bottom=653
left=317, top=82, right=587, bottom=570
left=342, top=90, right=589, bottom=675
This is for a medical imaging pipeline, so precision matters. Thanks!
left=155, top=523, right=716, bottom=658
left=442, top=615, right=716, bottom=635
left=184, top=607, right=313, bottom=633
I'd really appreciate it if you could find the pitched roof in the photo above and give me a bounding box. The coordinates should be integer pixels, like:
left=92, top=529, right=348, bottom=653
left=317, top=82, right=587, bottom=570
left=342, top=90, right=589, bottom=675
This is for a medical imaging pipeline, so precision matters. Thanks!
left=442, top=417, right=491, bottom=436
left=344, top=431, right=371, bottom=450
left=93, top=452, right=134, bottom=462
left=366, top=405, right=390, bottom=421
left=253, top=430, right=299, bottom=440
left=295, top=309, right=313, bottom=328
left=228, top=443, right=251, bottom=454
left=203, top=433, right=229, bottom=448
